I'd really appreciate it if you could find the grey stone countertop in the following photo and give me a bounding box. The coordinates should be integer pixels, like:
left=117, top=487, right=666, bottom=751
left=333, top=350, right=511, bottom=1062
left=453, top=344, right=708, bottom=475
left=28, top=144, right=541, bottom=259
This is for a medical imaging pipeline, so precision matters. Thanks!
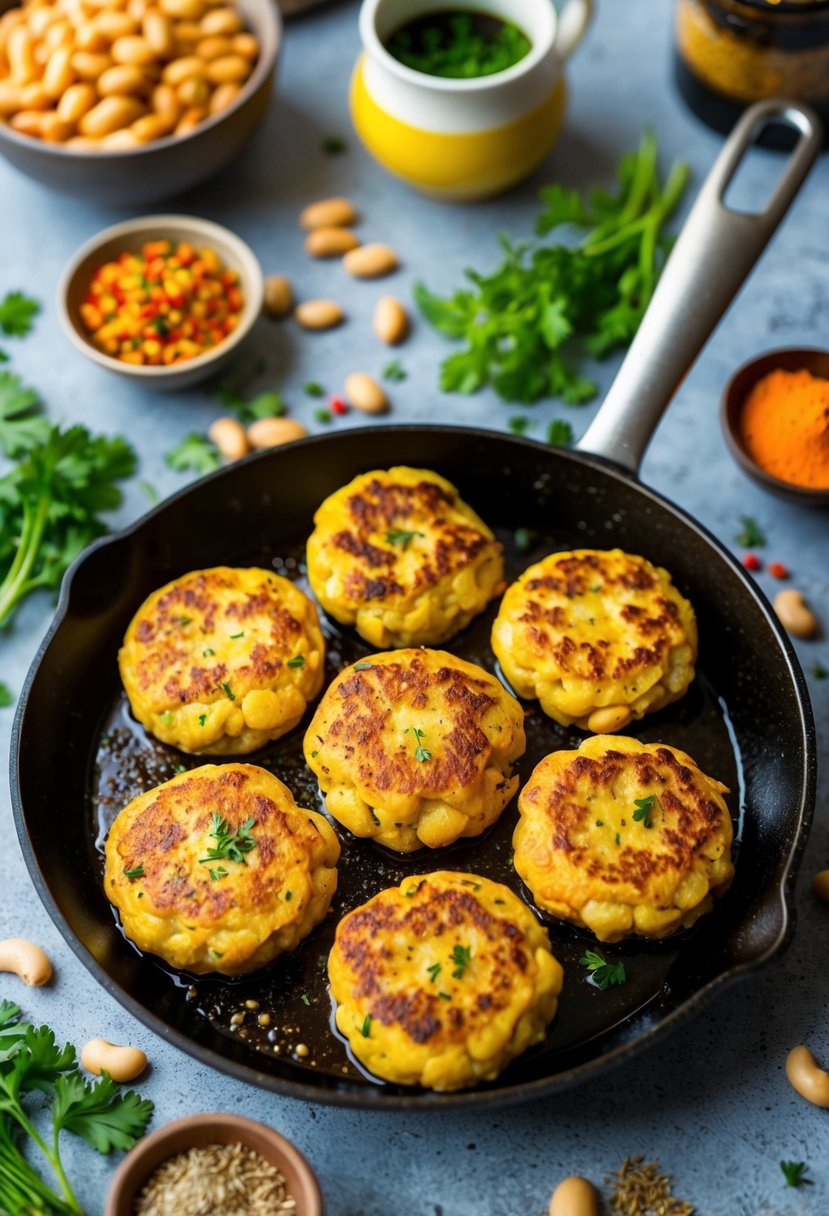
left=0, top=1, right=827, bottom=1213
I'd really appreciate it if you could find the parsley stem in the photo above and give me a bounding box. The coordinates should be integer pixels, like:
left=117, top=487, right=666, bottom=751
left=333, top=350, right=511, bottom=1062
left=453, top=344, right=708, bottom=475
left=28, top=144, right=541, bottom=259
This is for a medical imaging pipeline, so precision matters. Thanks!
left=0, top=495, right=49, bottom=627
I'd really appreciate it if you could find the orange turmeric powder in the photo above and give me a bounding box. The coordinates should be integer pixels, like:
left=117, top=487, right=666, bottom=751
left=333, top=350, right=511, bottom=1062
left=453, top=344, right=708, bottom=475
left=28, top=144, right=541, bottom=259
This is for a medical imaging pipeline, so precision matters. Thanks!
left=740, top=367, right=829, bottom=490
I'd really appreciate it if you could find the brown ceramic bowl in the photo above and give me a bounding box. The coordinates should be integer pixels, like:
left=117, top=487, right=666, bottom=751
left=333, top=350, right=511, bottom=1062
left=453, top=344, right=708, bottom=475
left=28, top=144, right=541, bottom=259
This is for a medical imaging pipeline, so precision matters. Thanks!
left=0, top=0, right=280, bottom=205
left=58, top=213, right=264, bottom=390
left=721, top=346, right=829, bottom=509
left=105, top=1112, right=324, bottom=1216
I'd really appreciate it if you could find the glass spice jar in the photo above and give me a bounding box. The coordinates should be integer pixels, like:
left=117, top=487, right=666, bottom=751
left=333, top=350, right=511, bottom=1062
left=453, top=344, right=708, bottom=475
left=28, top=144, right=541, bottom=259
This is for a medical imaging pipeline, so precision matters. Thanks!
left=674, top=0, right=829, bottom=143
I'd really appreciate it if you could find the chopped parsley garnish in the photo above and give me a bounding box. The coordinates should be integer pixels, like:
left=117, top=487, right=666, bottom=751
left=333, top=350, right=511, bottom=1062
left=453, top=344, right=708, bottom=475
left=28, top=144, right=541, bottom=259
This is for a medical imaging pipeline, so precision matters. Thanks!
left=438, top=991, right=452, bottom=1001
left=172, top=764, right=187, bottom=774
left=159, top=711, right=173, bottom=726
left=287, top=655, right=306, bottom=668
left=304, top=381, right=325, bottom=396
left=382, top=359, right=407, bottom=383
left=579, top=949, right=626, bottom=989
left=0, top=370, right=47, bottom=459
left=427, top=963, right=442, bottom=982
left=198, top=713, right=207, bottom=727
left=301, top=993, right=310, bottom=1006
left=494, top=898, right=506, bottom=905
left=461, top=880, right=481, bottom=890
left=385, top=528, right=424, bottom=549
left=0, top=682, right=13, bottom=708
left=615, top=832, right=621, bottom=846
left=310, top=749, right=319, bottom=758
left=632, top=794, right=658, bottom=828
left=209, top=867, right=228, bottom=881
left=736, top=514, right=766, bottom=548
left=229, top=631, right=244, bottom=639
left=314, top=408, right=332, bottom=424
left=138, top=479, right=159, bottom=505
left=220, top=681, right=235, bottom=701
left=285, top=890, right=293, bottom=901
left=450, top=944, right=472, bottom=979
left=212, top=949, right=223, bottom=959
left=124, top=866, right=145, bottom=881
left=780, top=1161, right=811, bottom=1189
left=0, top=291, right=40, bottom=337
left=177, top=616, right=192, bottom=626
left=508, top=415, right=530, bottom=435
left=199, top=813, right=256, bottom=867
left=811, top=662, right=828, bottom=680
left=353, top=661, right=374, bottom=671
left=547, top=419, right=574, bottom=447
left=514, top=527, right=533, bottom=552
left=407, top=726, right=432, bottom=763
left=595, top=819, right=604, bottom=827
left=369, top=808, right=381, bottom=826
left=361, top=1015, right=372, bottom=1038
left=220, top=386, right=285, bottom=423
left=321, top=135, right=347, bottom=154
left=203, top=647, right=215, bottom=657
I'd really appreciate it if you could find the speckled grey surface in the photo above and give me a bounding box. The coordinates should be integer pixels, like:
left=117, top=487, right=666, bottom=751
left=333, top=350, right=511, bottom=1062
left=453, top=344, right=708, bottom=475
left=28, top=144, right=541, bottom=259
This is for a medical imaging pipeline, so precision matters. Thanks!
left=1, top=2, right=828, bottom=1213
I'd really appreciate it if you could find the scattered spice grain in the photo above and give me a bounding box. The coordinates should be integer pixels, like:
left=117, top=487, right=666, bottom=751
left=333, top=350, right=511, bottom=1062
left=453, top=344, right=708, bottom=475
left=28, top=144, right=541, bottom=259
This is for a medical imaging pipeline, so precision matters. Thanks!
left=133, top=1141, right=296, bottom=1216
left=607, top=1156, right=694, bottom=1216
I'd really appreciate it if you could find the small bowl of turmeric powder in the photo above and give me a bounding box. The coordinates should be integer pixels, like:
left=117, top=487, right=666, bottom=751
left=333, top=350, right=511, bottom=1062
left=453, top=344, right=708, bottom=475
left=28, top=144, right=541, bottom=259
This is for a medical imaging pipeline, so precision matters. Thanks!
left=722, top=347, right=829, bottom=508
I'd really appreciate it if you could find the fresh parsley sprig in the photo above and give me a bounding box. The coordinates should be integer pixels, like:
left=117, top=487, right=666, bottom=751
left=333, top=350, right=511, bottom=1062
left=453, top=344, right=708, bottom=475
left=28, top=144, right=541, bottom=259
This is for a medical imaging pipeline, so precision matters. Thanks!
left=0, top=1001, right=152, bottom=1216
left=632, top=794, right=659, bottom=829
left=406, top=726, right=432, bottom=763
left=199, top=813, right=257, bottom=867
left=385, top=528, right=424, bottom=549
left=415, top=133, right=689, bottom=405
left=780, top=1161, right=811, bottom=1189
left=0, top=291, right=40, bottom=337
left=579, top=949, right=627, bottom=990
left=450, top=944, right=472, bottom=979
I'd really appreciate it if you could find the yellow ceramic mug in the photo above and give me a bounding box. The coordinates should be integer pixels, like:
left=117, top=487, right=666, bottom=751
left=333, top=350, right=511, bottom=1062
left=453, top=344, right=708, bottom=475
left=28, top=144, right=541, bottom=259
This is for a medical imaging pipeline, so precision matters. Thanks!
left=350, top=0, right=593, bottom=201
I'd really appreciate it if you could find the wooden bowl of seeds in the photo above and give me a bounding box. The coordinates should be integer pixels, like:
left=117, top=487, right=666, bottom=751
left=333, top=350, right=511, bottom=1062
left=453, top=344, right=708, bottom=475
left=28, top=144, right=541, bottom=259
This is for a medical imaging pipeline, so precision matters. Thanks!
left=104, top=1112, right=324, bottom=1216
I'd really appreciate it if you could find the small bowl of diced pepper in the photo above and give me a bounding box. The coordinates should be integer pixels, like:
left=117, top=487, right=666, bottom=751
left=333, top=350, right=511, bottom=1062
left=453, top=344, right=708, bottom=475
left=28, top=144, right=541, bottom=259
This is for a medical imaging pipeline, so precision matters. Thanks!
left=58, top=214, right=264, bottom=390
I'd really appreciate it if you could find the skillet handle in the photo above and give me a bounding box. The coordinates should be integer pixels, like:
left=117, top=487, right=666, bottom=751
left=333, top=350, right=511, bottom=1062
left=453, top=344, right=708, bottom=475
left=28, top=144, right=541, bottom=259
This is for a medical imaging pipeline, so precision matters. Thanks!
left=576, top=99, right=823, bottom=474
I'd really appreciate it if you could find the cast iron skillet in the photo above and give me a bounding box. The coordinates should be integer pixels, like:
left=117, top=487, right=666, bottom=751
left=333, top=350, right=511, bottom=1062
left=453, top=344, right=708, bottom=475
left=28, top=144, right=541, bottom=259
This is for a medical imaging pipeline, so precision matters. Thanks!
left=11, top=101, right=821, bottom=1109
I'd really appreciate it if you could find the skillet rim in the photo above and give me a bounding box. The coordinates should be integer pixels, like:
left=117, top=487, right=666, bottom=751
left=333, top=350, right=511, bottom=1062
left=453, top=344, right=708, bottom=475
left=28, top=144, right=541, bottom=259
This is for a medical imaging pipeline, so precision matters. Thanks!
left=10, top=423, right=817, bottom=1111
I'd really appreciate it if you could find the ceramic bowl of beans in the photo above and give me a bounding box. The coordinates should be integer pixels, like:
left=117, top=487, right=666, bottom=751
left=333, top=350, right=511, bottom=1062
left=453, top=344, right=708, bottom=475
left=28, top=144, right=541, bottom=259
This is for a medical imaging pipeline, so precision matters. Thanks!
left=104, top=1112, right=325, bottom=1216
left=720, top=346, right=829, bottom=508
left=58, top=212, right=264, bottom=389
left=0, top=0, right=280, bottom=204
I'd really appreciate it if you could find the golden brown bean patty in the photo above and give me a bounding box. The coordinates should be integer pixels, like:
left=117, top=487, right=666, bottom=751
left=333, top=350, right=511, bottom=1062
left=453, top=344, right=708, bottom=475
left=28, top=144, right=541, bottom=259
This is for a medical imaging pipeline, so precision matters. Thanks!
left=304, top=649, right=525, bottom=852
left=514, top=735, right=734, bottom=942
left=104, top=763, right=340, bottom=975
left=328, top=871, right=563, bottom=1090
left=119, top=566, right=324, bottom=755
left=491, top=549, right=697, bottom=732
left=306, top=467, right=504, bottom=647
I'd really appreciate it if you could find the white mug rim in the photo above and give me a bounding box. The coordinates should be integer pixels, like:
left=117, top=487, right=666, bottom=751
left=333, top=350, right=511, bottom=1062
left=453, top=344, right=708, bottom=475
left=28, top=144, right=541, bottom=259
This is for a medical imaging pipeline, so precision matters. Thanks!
left=358, top=0, right=558, bottom=93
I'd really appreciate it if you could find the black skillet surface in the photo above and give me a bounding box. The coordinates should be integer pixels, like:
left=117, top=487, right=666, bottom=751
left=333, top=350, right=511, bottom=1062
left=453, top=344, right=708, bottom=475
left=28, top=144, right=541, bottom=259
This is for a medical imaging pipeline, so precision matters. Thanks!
left=11, top=426, right=816, bottom=1109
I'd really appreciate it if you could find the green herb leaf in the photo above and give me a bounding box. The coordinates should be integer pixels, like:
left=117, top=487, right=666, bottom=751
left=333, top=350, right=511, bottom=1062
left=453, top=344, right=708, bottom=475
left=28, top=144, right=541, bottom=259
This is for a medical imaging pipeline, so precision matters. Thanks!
left=230, top=389, right=285, bottom=424
left=736, top=515, right=766, bottom=548
left=780, top=1161, right=811, bottom=1188
left=361, top=1015, right=371, bottom=1038
left=416, top=135, right=689, bottom=406
left=0, top=291, right=40, bottom=337
left=124, top=866, right=144, bottom=880
left=229, top=631, right=244, bottom=639
left=450, top=944, right=472, bottom=979
left=0, top=682, right=13, bottom=708
left=199, top=714, right=207, bottom=726
left=382, top=359, right=407, bottom=383
left=386, top=528, right=424, bottom=549
left=209, top=867, right=228, bottom=881
left=301, top=993, right=311, bottom=1005
left=287, top=655, right=306, bottom=669
left=547, top=419, right=574, bottom=448
left=0, top=371, right=48, bottom=458
left=165, top=432, right=221, bottom=475
left=220, top=681, right=235, bottom=701
left=52, top=1069, right=153, bottom=1154
left=304, top=381, right=325, bottom=397
left=438, top=991, right=451, bottom=1001
left=353, top=661, right=374, bottom=671
left=508, top=415, right=530, bottom=435
left=203, top=648, right=215, bottom=657
left=408, top=726, right=432, bottom=763
left=138, top=479, right=159, bottom=505
left=199, top=813, right=256, bottom=867
left=632, top=794, right=657, bottom=829
left=285, top=890, right=292, bottom=901
left=426, top=963, right=441, bottom=982
left=579, top=949, right=626, bottom=989
left=314, top=408, right=332, bottom=424
left=321, top=135, right=347, bottom=154
left=810, top=662, right=827, bottom=680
